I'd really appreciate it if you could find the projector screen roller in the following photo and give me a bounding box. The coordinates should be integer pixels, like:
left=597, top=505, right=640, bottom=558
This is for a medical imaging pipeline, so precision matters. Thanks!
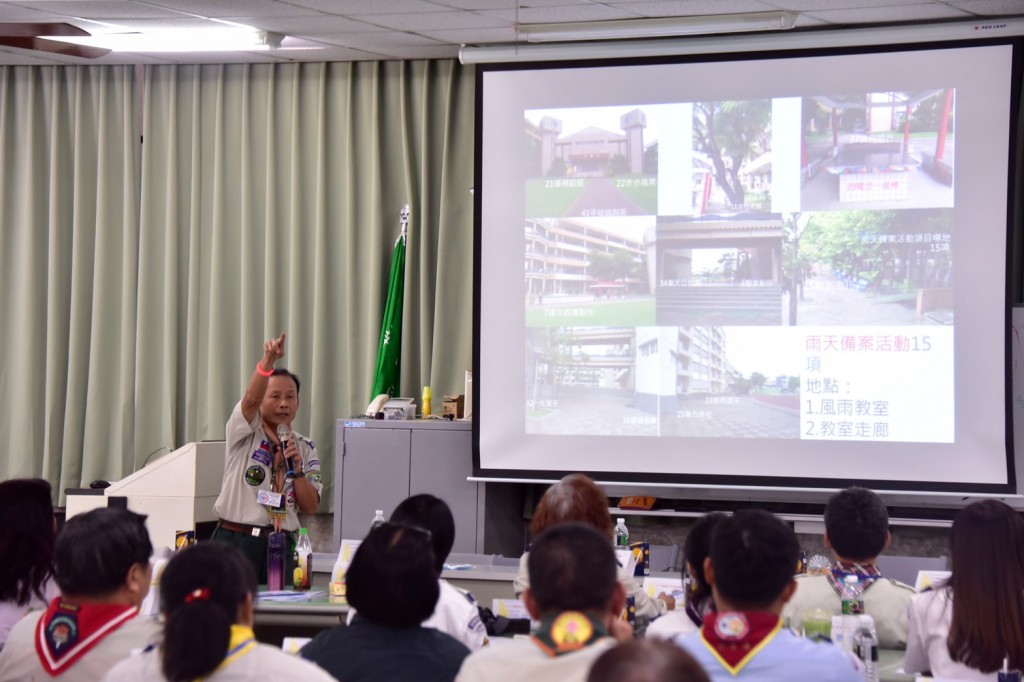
left=475, top=41, right=1018, bottom=493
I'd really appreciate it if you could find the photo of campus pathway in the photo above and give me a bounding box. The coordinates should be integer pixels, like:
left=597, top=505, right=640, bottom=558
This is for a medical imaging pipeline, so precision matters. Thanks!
left=661, top=394, right=800, bottom=438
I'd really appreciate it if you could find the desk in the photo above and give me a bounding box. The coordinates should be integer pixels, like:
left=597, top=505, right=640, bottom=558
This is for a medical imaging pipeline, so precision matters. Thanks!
left=253, top=590, right=348, bottom=646
left=880, top=648, right=914, bottom=682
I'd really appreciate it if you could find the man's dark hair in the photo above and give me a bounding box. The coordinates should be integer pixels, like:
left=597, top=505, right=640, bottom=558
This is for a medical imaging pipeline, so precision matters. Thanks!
left=390, top=494, right=454, bottom=574
left=54, top=508, right=153, bottom=597
left=709, top=509, right=798, bottom=611
left=588, top=638, right=711, bottom=682
left=346, top=522, right=439, bottom=628
left=824, top=486, right=889, bottom=561
left=271, top=368, right=301, bottom=394
left=683, top=512, right=727, bottom=604
left=527, top=523, right=617, bottom=614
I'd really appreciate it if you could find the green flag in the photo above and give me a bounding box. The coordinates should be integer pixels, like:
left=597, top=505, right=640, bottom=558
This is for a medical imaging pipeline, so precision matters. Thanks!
left=370, top=224, right=407, bottom=399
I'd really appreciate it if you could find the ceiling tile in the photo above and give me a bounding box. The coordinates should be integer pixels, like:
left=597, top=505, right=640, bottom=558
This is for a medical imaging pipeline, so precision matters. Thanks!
left=419, top=25, right=519, bottom=41
left=359, top=9, right=510, bottom=30
left=945, top=0, right=1024, bottom=16
left=145, top=0, right=313, bottom=18
left=763, top=0, right=942, bottom=10
left=802, top=3, right=972, bottom=23
left=225, top=14, right=388, bottom=34
left=479, top=3, right=637, bottom=22
left=286, top=0, right=453, bottom=14
left=607, top=0, right=777, bottom=13
left=5, top=1, right=186, bottom=19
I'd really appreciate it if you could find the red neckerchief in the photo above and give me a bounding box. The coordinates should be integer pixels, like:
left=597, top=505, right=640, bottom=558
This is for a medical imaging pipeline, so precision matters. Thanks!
left=825, top=561, right=882, bottom=599
left=699, top=611, right=782, bottom=674
left=34, top=598, right=139, bottom=675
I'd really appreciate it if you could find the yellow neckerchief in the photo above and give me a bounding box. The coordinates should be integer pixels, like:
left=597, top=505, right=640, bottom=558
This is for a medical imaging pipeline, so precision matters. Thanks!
left=211, top=625, right=257, bottom=675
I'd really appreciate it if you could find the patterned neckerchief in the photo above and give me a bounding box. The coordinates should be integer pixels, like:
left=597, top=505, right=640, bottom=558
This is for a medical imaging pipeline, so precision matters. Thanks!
left=530, top=611, right=609, bottom=657
left=699, top=611, right=782, bottom=674
left=825, top=560, right=882, bottom=598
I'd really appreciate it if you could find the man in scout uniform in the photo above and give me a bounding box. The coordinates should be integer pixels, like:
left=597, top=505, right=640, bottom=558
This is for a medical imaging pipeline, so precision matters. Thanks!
left=211, top=332, right=322, bottom=582
left=676, top=509, right=861, bottom=681
left=0, top=508, right=160, bottom=681
left=783, top=486, right=915, bottom=647
left=456, top=523, right=631, bottom=682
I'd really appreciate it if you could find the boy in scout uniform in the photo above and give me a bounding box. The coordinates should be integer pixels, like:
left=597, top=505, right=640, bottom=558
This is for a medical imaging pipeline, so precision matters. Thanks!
left=211, top=333, right=322, bottom=582
left=783, top=487, right=915, bottom=648
left=676, top=509, right=861, bottom=682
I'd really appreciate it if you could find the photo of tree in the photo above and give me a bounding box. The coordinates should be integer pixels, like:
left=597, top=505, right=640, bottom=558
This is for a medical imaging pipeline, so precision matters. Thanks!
left=781, top=209, right=953, bottom=325
left=693, top=100, right=773, bottom=214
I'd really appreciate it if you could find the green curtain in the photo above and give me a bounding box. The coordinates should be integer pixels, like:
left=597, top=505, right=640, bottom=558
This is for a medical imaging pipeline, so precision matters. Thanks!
left=134, top=61, right=476, bottom=509
left=0, top=60, right=474, bottom=509
left=0, top=65, right=140, bottom=492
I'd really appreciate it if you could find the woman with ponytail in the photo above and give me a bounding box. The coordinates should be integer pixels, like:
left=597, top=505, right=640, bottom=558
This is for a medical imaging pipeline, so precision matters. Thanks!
left=103, top=542, right=333, bottom=681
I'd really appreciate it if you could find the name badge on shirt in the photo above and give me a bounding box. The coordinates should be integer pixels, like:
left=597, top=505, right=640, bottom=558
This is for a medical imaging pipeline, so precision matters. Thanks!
left=257, top=489, right=284, bottom=508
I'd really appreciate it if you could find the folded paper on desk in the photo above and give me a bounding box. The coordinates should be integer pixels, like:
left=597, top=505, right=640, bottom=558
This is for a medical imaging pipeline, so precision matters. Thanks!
left=258, top=590, right=326, bottom=602
left=493, top=599, right=528, bottom=620
left=642, top=576, right=685, bottom=606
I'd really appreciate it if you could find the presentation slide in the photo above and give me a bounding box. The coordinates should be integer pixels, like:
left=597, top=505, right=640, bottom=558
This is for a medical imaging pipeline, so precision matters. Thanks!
left=476, top=43, right=1016, bottom=491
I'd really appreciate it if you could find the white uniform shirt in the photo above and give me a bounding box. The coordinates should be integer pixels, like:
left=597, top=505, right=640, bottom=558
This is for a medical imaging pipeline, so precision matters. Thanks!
left=0, top=578, right=59, bottom=647
left=782, top=572, right=914, bottom=648
left=514, top=553, right=667, bottom=620
left=347, top=579, right=489, bottom=650
left=102, top=640, right=336, bottom=681
left=904, top=587, right=998, bottom=681
left=455, top=635, right=615, bottom=682
left=426, top=580, right=488, bottom=650
left=213, top=401, right=322, bottom=531
left=645, top=608, right=699, bottom=640
left=0, top=610, right=160, bottom=682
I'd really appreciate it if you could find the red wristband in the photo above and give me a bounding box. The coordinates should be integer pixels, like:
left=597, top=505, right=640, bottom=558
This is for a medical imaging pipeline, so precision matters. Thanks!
left=256, top=362, right=274, bottom=377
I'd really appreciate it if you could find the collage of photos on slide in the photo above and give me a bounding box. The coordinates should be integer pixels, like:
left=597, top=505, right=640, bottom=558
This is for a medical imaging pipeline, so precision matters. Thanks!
left=523, top=90, right=956, bottom=438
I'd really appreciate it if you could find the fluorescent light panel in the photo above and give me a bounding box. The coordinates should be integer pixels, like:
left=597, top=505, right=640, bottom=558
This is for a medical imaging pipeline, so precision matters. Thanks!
left=51, top=27, right=279, bottom=52
left=518, top=11, right=798, bottom=43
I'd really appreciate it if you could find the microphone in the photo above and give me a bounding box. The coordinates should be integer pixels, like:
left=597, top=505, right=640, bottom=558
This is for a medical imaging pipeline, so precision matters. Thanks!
left=277, top=424, right=294, bottom=474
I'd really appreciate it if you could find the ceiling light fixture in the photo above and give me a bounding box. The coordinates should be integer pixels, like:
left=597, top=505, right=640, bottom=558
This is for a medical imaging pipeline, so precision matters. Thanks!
left=518, top=11, right=798, bottom=43
left=51, top=27, right=284, bottom=53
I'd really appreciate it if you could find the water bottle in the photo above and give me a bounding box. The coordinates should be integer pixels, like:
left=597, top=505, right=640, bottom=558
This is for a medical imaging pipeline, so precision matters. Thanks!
left=840, top=574, right=864, bottom=615
left=854, top=615, right=879, bottom=682
left=370, top=509, right=386, bottom=532
left=267, top=530, right=287, bottom=591
left=999, top=658, right=1022, bottom=682
left=614, top=518, right=630, bottom=547
left=422, top=386, right=432, bottom=417
left=292, top=528, right=313, bottom=591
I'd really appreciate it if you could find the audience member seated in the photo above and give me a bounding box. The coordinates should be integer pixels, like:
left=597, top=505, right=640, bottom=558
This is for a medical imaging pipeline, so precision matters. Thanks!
left=302, top=522, right=470, bottom=681
left=0, top=479, right=59, bottom=652
left=646, top=512, right=725, bottom=640
left=587, top=638, right=710, bottom=682
left=0, top=508, right=160, bottom=681
left=388, top=494, right=488, bottom=649
left=513, top=474, right=674, bottom=625
left=104, top=542, right=334, bottom=681
left=676, top=509, right=861, bottom=681
left=457, top=523, right=629, bottom=682
left=904, top=499, right=1024, bottom=680
left=783, top=486, right=914, bottom=648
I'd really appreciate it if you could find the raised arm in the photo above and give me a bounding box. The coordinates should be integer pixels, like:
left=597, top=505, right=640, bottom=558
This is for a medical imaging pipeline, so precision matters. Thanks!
left=241, top=333, right=286, bottom=423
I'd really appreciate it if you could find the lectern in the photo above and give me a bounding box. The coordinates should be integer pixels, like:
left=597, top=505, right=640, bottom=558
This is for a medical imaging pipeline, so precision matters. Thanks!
left=65, top=441, right=225, bottom=551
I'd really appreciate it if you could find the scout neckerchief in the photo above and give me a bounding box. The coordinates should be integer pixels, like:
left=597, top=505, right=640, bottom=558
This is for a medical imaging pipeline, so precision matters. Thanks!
left=699, top=611, right=782, bottom=674
left=216, top=625, right=257, bottom=672
left=34, top=598, right=139, bottom=675
left=531, top=611, right=609, bottom=657
left=825, top=561, right=881, bottom=599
